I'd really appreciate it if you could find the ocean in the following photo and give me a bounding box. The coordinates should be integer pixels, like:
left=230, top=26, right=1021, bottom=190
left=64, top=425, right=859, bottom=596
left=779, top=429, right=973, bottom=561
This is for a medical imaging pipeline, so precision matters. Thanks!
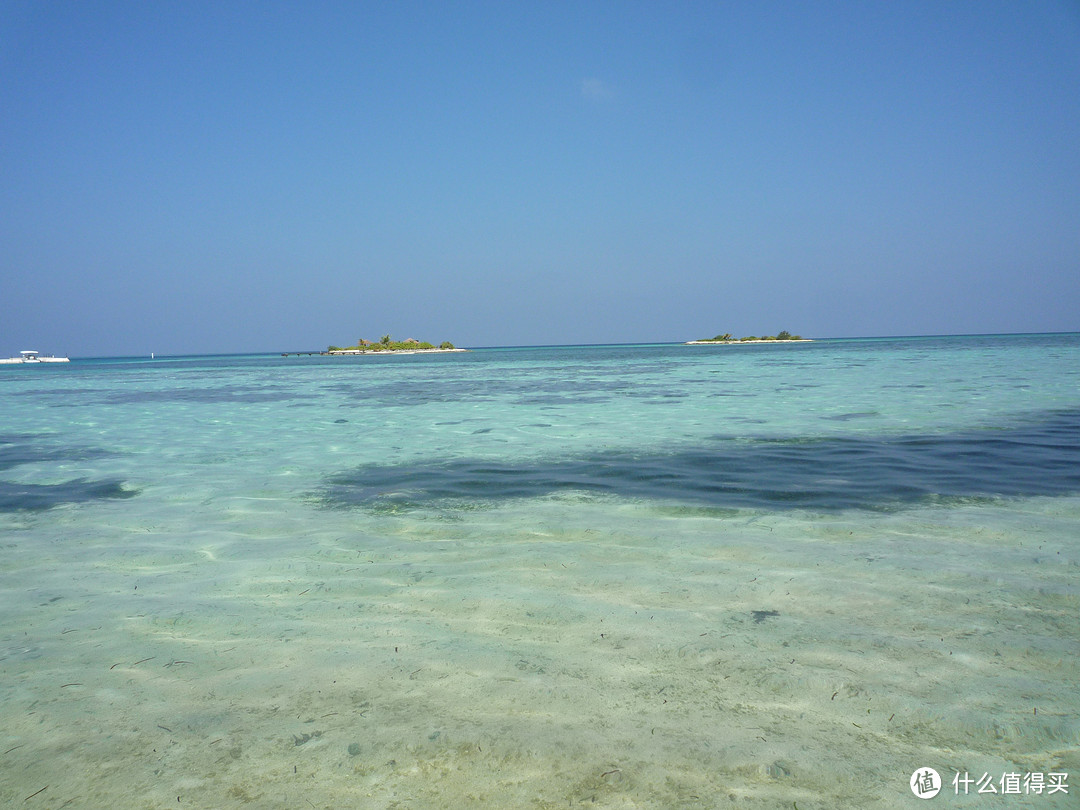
left=1, top=334, right=1077, bottom=808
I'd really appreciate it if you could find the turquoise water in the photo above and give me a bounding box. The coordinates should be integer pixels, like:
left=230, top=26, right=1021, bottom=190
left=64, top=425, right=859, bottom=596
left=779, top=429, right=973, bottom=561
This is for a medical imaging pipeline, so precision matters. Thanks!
left=1, top=334, right=1077, bottom=807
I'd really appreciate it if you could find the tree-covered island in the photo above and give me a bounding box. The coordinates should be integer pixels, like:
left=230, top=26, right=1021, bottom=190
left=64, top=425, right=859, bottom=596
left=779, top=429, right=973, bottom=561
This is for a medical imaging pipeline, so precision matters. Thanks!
left=325, top=334, right=463, bottom=354
left=685, top=330, right=811, bottom=344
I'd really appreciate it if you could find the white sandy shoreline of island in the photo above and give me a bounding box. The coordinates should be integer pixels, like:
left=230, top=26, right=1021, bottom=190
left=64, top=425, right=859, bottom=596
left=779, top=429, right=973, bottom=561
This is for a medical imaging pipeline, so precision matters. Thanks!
left=279, top=348, right=468, bottom=357
left=684, top=339, right=813, bottom=345
left=325, top=347, right=467, bottom=355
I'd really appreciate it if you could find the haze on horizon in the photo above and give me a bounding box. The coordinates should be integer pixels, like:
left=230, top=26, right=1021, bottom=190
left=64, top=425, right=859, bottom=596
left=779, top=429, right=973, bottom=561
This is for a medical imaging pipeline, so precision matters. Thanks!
left=2, top=1, right=1078, bottom=357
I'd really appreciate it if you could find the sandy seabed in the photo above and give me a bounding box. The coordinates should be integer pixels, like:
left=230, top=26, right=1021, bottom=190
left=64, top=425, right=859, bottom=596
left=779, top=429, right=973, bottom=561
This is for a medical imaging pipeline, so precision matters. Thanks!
left=2, top=490, right=1077, bottom=809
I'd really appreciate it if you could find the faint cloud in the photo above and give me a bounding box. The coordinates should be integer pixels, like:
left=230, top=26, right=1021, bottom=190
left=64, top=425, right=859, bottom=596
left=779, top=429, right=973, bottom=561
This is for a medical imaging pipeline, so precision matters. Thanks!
left=580, top=77, right=612, bottom=101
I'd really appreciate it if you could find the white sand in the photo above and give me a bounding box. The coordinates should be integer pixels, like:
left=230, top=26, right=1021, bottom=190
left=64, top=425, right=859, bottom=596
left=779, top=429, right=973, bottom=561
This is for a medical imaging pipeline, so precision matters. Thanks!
left=2, top=495, right=1076, bottom=808
left=685, top=339, right=814, bottom=345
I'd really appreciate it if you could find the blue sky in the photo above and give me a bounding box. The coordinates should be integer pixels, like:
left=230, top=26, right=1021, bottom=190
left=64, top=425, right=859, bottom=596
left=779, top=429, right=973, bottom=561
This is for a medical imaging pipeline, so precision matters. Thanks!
left=2, top=1, right=1078, bottom=356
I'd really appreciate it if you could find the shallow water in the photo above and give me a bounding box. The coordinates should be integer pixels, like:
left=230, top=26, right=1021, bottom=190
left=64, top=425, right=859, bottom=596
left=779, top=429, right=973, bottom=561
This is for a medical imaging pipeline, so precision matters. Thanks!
left=1, top=335, right=1078, bottom=808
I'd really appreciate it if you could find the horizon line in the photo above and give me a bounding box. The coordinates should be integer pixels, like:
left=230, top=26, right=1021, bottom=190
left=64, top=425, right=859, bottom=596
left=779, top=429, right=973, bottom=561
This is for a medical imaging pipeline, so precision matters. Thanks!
left=38, top=330, right=1080, bottom=361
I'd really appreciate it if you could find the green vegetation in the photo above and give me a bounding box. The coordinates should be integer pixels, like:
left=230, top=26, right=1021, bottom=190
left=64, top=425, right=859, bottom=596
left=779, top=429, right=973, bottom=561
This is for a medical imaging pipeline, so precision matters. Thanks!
left=696, top=330, right=805, bottom=342
left=327, top=334, right=457, bottom=352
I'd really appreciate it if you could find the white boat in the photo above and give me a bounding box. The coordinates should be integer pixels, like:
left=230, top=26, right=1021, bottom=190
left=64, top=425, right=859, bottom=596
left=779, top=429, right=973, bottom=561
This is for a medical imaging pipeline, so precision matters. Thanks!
left=0, top=350, right=70, bottom=364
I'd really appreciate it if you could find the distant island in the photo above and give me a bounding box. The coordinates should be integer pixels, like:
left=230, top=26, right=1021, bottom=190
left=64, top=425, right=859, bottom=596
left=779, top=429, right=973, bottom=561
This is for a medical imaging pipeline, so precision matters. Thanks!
left=686, top=330, right=811, bottom=345
left=280, top=335, right=465, bottom=358
left=325, top=334, right=464, bottom=354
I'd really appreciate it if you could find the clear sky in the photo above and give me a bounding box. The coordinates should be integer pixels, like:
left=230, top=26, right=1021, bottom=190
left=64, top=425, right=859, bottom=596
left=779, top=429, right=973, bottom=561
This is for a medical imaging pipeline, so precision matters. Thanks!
left=2, top=1, right=1078, bottom=356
